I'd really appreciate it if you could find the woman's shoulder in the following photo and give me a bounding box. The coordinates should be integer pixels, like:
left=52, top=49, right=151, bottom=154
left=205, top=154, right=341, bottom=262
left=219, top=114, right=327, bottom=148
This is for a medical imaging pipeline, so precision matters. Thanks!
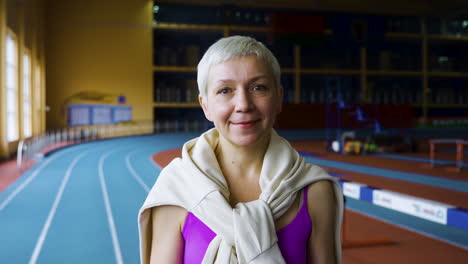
left=307, top=180, right=336, bottom=197
left=151, top=205, right=188, bottom=231
left=306, top=180, right=337, bottom=219
left=152, top=205, right=188, bottom=219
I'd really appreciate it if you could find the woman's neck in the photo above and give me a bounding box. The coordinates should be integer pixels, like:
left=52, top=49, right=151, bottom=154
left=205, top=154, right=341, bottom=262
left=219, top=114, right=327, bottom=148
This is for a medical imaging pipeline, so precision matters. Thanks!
left=215, top=133, right=271, bottom=182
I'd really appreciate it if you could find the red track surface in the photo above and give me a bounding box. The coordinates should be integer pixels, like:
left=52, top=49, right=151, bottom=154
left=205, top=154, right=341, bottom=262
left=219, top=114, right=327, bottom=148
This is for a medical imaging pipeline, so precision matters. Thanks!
left=0, top=159, right=31, bottom=192
left=0, top=141, right=79, bottom=192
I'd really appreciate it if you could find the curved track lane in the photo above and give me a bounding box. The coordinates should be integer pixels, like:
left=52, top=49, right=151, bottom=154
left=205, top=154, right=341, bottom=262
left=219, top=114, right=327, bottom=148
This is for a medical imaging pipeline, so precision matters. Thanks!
left=0, top=134, right=195, bottom=264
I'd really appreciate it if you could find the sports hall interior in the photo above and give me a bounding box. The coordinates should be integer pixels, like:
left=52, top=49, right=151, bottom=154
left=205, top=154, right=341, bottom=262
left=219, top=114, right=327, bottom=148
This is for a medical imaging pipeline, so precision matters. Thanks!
left=0, top=0, right=467, bottom=263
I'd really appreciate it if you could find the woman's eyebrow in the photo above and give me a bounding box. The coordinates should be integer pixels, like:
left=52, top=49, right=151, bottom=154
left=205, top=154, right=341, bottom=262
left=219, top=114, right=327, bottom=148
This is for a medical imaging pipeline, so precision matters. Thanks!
left=248, top=75, right=270, bottom=83
left=215, top=79, right=234, bottom=85
left=214, top=75, right=270, bottom=85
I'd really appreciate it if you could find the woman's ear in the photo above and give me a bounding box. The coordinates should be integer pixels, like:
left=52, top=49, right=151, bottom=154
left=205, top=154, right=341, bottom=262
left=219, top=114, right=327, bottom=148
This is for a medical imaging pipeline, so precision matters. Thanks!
left=199, top=94, right=212, bottom=121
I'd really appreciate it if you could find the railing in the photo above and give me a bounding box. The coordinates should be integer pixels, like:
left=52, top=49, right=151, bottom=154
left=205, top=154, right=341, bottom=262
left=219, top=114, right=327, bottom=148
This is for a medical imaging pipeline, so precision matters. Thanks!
left=16, top=120, right=155, bottom=170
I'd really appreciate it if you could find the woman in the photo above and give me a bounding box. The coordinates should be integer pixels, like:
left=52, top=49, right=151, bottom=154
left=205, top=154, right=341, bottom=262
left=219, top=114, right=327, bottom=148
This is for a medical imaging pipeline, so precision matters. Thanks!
left=139, top=36, right=343, bottom=264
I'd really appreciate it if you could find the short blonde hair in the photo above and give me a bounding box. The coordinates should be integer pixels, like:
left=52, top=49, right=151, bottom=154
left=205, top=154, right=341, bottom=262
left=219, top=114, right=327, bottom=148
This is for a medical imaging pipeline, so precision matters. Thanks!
left=197, top=35, right=281, bottom=98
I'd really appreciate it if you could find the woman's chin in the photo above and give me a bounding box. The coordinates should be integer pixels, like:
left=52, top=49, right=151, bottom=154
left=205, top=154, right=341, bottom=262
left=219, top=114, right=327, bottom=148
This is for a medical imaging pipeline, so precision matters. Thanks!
left=225, top=132, right=270, bottom=148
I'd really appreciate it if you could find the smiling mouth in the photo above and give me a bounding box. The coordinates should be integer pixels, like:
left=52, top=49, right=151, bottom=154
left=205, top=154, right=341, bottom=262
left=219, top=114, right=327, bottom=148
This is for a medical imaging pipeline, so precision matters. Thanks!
left=231, top=120, right=260, bottom=128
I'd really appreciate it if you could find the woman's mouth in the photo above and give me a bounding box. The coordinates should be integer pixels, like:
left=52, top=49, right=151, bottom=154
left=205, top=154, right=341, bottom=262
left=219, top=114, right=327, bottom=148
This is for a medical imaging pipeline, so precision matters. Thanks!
left=231, top=120, right=259, bottom=128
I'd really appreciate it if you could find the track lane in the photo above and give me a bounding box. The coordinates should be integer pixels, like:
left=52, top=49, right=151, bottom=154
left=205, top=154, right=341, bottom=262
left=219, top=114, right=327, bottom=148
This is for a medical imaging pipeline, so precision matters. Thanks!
left=4, top=133, right=466, bottom=263
left=0, top=147, right=91, bottom=263
left=34, top=148, right=117, bottom=264
left=30, top=150, right=93, bottom=264
left=103, top=148, right=153, bottom=263
left=0, top=145, right=90, bottom=211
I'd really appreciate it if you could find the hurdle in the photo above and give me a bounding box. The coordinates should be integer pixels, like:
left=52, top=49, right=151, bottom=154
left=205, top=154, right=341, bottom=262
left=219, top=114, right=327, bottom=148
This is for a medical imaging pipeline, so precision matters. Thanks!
left=429, top=139, right=467, bottom=172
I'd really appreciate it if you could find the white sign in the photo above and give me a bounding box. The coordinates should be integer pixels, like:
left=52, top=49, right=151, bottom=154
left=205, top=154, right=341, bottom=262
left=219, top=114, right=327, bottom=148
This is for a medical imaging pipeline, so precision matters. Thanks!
left=373, top=190, right=454, bottom=225
left=343, top=182, right=366, bottom=200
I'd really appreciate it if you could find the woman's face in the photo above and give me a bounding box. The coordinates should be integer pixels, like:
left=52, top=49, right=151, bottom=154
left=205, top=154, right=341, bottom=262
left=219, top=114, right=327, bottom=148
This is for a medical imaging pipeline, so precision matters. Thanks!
left=200, top=55, right=282, bottom=147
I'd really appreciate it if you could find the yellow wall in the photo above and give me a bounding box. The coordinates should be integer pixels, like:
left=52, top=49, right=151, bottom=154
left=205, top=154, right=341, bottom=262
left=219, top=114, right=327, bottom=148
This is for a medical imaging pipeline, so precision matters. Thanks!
left=45, top=0, right=153, bottom=129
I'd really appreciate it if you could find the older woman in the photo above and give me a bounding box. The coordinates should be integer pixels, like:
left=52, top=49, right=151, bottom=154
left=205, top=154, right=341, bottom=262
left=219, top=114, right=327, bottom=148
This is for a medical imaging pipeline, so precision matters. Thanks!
left=139, top=36, right=343, bottom=264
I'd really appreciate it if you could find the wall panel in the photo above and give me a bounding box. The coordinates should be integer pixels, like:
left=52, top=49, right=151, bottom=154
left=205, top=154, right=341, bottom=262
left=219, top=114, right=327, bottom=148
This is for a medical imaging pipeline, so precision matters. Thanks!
left=45, top=0, right=153, bottom=129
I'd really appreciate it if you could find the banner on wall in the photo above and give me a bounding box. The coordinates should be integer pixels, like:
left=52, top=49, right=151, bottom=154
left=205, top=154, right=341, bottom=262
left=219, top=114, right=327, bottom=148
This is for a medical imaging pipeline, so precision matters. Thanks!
left=68, top=104, right=132, bottom=127
left=69, top=105, right=91, bottom=126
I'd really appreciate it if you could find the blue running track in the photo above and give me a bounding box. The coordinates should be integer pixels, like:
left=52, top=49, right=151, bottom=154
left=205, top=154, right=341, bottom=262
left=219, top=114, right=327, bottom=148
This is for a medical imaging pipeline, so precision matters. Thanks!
left=0, top=133, right=467, bottom=264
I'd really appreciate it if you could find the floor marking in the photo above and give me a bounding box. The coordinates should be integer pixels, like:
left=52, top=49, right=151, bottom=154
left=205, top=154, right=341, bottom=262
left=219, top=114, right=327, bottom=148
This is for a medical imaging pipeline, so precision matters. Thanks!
left=0, top=147, right=77, bottom=211
left=99, top=151, right=124, bottom=264
left=125, top=151, right=150, bottom=193
left=28, top=150, right=89, bottom=264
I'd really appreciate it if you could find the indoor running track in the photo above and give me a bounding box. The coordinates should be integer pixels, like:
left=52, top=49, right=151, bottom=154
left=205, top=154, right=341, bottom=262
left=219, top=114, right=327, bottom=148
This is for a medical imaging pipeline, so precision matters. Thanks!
left=1, top=134, right=467, bottom=263
left=0, top=134, right=199, bottom=264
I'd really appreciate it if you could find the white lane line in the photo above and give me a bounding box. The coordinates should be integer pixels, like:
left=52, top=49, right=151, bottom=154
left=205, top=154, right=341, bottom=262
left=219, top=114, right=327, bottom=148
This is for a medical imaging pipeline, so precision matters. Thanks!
left=29, top=150, right=90, bottom=264
left=0, top=147, right=77, bottom=211
left=125, top=151, right=150, bottom=193
left=99, top=151, right=124, bottom=264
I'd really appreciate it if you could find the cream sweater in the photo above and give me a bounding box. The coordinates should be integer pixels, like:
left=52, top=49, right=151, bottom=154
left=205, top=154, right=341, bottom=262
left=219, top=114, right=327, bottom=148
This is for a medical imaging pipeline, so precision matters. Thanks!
left=139, top=129, right=343, bottom=264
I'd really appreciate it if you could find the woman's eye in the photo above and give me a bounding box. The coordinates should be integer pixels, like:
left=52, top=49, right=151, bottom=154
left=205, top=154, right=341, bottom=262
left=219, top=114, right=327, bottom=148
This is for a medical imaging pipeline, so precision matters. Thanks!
left=218, top=88, right=231, bottom=94
left=253, top=85, right=265, bottom=91
left=251, top=85, right=268, bottom=94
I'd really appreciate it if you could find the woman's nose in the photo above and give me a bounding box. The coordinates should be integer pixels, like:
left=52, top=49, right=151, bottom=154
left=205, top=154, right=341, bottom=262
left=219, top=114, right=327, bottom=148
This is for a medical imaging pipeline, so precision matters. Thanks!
left=234, top=89, right=254, bottom=112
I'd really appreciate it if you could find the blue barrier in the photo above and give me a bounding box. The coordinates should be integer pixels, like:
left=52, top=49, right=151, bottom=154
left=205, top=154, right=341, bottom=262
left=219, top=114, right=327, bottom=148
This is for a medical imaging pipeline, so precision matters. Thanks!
left=447, top=207, right=468, bottom=231
left=338, top=179, right=468, bottom=231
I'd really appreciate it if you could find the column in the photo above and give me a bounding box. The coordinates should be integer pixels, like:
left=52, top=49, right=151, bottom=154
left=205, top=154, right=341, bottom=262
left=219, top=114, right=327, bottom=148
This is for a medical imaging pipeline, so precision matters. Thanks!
left=0, top=0, right=8, bottom=158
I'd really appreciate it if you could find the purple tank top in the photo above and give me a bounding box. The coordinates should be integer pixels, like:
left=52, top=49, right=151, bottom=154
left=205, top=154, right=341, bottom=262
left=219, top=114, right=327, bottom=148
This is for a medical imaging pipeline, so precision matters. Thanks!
left=182, top=188, right=312, bottom=264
